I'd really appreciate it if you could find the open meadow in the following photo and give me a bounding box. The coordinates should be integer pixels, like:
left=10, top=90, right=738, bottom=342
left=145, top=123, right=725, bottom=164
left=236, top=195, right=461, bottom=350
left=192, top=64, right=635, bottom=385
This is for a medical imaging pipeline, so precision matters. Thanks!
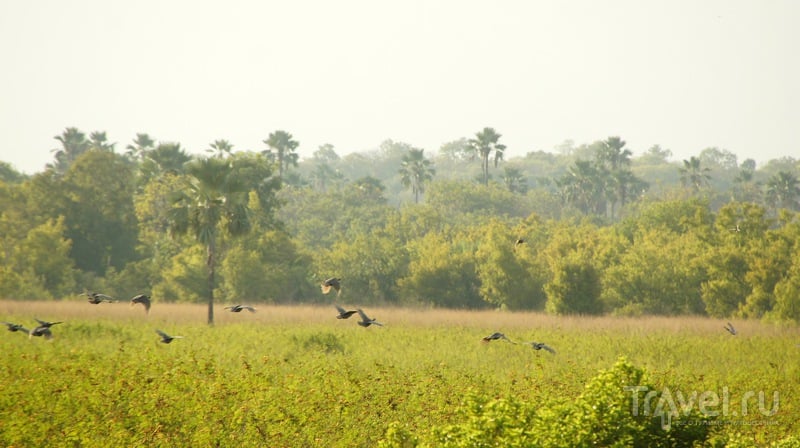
left=1, top=300, right=799, bottom=447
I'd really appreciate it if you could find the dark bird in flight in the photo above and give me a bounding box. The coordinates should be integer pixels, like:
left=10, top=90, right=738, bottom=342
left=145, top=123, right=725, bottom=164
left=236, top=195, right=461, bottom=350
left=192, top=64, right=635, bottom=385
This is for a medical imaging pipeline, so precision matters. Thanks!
left=482, top=332, right=516, bottom=344
left=29, top=326, right=53, bottom=340
left=224, top=304, right=256, bottom=313
left=527, top=341, right=556, bottom=354
left=724, top=322, right=737, bottom=335
left=3, top=322, right=29, bottom=333
left=130, top=294, right=151, bottom=314
left=84, top=292, right=116, bottom=304
left=155, top=329, right=183, bottom=344
left=356, top=309, right=383, bottom=327
left=514, top=238, right=526, bottom=250
left=335, top=304, right=358, bottom=319
left=34, top=318, right=63, bottom=328
left=321, top=277, right=342, bottom=295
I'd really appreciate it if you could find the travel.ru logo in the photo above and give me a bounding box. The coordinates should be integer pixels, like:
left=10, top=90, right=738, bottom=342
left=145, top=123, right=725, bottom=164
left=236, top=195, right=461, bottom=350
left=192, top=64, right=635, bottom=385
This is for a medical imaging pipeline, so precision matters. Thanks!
left=625, top=386, right=779, bottom=430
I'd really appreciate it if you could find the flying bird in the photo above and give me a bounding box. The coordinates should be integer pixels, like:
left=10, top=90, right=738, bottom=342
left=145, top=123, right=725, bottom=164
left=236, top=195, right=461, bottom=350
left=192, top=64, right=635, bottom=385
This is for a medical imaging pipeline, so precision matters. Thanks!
left=527, top=341, right=556, bottom=354
left=29, top=326, right=53, bottom=340
left=356, top=309, right=383, bottom=327
left=34, top=318, right=63, bottom=328
left=514, top=238, right=526, bottom=250
left=155, top=329, right=183, bottom=344
left=321, top=277, right=342, bottom=296
left=224, top=305, right=256, bottom=313
left=130, top=294, right=151, bottom=314
left=3, top=322, right=29, bottom=333
left=335, top=304, right=358, bottom=319
left=482, top=332, right=516, bottom=344
left=723, top=322, right=737, bottom=335
left=729, top=224, right=741, bottom=233
left=83, top=292, right=116, bottom=304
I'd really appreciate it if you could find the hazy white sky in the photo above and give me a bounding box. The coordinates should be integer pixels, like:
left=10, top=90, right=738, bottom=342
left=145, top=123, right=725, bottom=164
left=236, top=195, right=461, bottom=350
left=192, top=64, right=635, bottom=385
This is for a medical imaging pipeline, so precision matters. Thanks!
left=1, top=0, right=798, bottom=174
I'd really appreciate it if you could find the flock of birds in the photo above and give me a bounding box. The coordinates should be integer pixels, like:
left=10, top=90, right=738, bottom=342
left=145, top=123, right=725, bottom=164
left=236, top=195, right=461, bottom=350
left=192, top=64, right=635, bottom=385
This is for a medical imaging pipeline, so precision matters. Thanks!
left=3, top=318, right=62, bottom=340
left=481, top=331, right=557, bottom=354
left=322, top=277, right=383, bottom=327
left=3, top=277, right=743, bottom=347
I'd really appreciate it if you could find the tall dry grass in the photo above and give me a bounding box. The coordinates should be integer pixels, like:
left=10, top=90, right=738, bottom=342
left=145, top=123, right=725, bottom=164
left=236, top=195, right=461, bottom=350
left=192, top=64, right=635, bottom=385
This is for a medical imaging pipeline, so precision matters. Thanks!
left=2, top=299, right=796, bottom=337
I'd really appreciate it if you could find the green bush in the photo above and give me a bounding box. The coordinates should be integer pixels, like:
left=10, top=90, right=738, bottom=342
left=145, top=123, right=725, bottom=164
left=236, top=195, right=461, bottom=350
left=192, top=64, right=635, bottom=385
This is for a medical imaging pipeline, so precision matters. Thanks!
left=394, top=358, right=714, bottom=448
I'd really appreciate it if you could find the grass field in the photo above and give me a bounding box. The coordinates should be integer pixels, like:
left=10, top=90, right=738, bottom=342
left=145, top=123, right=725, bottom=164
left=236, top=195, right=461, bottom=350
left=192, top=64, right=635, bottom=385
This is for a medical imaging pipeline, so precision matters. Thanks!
left=1, top=300, right=798, bottom=447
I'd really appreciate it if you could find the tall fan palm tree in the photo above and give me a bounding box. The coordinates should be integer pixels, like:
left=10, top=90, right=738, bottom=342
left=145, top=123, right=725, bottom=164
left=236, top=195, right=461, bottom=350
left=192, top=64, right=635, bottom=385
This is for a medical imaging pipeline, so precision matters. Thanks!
left=125, top=133, right=156, bottom=161
left=168, top=157, right=251, bottom=325
left=88, top=131, right=116, bottom=152
left=262, top=130, right=299, bottom=180
left=398, top=148, right=435, bottom=203
left=206, top=139, right=234, bottom=158
left=48, top=127, right=90, bottom=174
left=765, top=171, right=800, bottom=211
left=501, top=167, right=528, bottom=194
left=469, top=127, right=506, bottom=185
left=679, top=156, right=711, bottom=192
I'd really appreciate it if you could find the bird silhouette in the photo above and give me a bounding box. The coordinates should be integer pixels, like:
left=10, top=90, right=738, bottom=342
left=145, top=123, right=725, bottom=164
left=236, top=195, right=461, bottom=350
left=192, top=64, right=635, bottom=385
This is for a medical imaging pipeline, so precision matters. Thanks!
left=321, top=277, right=342, bottom=296
left=356, top=309, right=383, bottom=327
left=723, top=322, right=737, bottom=335
left=34, top=318, right=63, bottom=328
left=224, top=305, right=256, bottom=313
left=514, top=238, right=526, bottom=250
left=84, top=292, right=116, bottom=304
left=29, top=326, right=53, bottom=340
left=3, top=322, right=29, bottom=333
left=527, top=341, right=556, bottom=354
left=130, top=294, right=151, bottom=314
left=335, top=304, right=358, bottom=319
left=155, top=329, right=183, bottom=344
left=482, top=332, right=516, bottom=344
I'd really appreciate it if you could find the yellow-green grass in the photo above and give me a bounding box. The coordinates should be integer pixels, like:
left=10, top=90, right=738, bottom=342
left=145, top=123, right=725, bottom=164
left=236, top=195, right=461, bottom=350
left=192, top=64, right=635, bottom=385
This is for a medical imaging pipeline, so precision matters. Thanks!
left=1, top=300, right=798, bottom=446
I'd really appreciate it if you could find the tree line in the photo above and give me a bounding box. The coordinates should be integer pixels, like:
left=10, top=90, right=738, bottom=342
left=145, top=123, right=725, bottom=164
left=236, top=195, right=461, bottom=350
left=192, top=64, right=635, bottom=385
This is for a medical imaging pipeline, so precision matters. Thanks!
left=1, top=126, right=799, bottom=323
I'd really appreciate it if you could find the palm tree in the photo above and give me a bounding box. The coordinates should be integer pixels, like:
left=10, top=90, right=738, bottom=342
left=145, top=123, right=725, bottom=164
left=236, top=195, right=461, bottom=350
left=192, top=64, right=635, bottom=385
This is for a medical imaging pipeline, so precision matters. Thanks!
left=398, top=148, right=435, bottom=203
left=262, top=130, right=299, bottom=180
left=48, top=127, right=90, bottom=174
left=125, top=133, right=156, bottom=161
left=557, top=160, right=606, bottom=214
left=679, top=156, right=711, bottom=192
left=468, top=127, right=506, bottom=185
left=732, top=165, right=761, bottom=202
left=88, top=131, right=116, bottom=152
left=310, top=163, right=344, bottom=192
left=168, top=157, right=252, bottom=325
left=595, top=136, right=632, bottom=171
left=765, top=171, right=800, bottom=211
left=143, top=142, right=191, bottom=176
left=502, top=167, right=528, bottom=194
left=206, top=139, right=234, bottom=158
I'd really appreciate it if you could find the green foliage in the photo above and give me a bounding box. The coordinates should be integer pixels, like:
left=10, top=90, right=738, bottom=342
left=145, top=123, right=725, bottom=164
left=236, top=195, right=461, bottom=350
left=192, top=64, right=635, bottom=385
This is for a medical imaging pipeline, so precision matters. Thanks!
left=0, top=217, right=77, bottom=299
left=604, top=230, right=708, bottom=315
left=474, top=220, right=546, bottom=310
left=1, top=305, right=797, bottom=446
left=315, top=230, right=408, bottom=304
left=152, top=245, right=206, bottom=303
left=398, top=232, right=482, bottom=308
left=545, top=252, right=603, bottom=315
left=220, top=230, right=312, bottom=303
left=424, top=358, right=714, bottom=448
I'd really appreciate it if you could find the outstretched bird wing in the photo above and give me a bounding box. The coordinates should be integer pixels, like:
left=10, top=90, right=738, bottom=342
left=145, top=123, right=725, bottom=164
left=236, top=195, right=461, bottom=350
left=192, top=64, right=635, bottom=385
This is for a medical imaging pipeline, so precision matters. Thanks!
left=96, top=293, right=116, bottom=302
